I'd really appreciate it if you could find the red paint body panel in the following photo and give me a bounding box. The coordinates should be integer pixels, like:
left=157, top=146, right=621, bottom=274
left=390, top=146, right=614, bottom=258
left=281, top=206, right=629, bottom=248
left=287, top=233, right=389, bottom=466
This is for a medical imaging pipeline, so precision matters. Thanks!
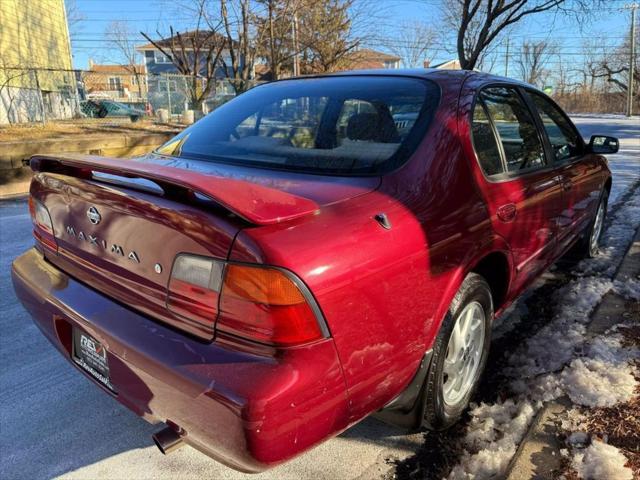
left=13, top=70, right=611, bottom=471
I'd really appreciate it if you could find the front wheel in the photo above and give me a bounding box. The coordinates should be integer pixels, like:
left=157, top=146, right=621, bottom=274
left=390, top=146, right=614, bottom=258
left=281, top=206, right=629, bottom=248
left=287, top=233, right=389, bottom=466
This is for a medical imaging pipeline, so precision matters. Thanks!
left=578, top=189, right=608, bottom=259
left=421, top=273, right=493, bottom=430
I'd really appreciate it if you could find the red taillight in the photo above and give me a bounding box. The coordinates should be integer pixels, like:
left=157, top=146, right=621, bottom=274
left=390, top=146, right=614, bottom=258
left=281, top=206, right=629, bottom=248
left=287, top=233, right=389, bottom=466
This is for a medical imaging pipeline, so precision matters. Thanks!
left=217, top=264, right=326, bottom=347
left=28, top=196, right=57, bottom=252
left=167, top=254, right=224, bottom=332
left=166, top=255, right=327, bottom=347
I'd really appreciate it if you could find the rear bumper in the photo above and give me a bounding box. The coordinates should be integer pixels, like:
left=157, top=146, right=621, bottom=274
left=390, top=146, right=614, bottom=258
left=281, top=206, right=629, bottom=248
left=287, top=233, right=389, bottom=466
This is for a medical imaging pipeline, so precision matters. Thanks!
left=12, top=248, right=350, bottom=472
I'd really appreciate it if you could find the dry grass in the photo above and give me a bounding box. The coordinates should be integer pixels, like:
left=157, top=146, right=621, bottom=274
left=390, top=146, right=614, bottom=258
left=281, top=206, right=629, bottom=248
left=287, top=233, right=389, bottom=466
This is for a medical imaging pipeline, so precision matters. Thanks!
left=0, top=119, right=181, bottom=142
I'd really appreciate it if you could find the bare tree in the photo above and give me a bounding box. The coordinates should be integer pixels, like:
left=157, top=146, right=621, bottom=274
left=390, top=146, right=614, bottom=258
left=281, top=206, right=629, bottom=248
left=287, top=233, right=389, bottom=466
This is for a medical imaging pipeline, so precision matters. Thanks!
left=257, top=0, right=375, bottom=76
left=298, top=0, right=359, bottom=73
left=253, top=0, right=299, bottom=80
left=517, top=40, right=556, bottom=86
left=161, top=0, right=375, bottom=89
left=141, top=1, right=225, bottom=110
left=386, top=21, right=437, bottom=68
left=593, top=35, right=640, bottom=95
left=65, top=0, right=85, bottom=41
left=443, top=0, right=599, bottom=71
left=105, top=21, right=145, bottom=98
left=216, top=0, right=261, bottom=93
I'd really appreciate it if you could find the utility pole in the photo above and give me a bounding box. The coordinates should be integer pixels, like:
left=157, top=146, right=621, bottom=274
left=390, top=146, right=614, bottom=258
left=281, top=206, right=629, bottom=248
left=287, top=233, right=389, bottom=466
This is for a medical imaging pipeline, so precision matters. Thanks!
left=292, top=10, right=300, bottom=77
left=504, top=36, right=510, bottom=77
left=166, top=75, right=172, bottom=120
left=625, top=3, right=638, bottom=117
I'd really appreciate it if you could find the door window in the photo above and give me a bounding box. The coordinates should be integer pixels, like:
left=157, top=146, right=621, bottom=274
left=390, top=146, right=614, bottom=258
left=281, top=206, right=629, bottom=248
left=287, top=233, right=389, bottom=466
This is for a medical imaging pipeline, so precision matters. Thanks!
left=471, top=101, right=503, bottom=176
left=528, top=91, right=582, bottom=162
left=480, top=87, right=546, bottom=173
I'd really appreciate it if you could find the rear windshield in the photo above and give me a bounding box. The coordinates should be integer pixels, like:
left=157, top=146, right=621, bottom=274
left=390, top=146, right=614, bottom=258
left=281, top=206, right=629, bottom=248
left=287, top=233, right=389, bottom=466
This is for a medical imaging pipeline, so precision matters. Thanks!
left=156, top=76, right=440, bottom=175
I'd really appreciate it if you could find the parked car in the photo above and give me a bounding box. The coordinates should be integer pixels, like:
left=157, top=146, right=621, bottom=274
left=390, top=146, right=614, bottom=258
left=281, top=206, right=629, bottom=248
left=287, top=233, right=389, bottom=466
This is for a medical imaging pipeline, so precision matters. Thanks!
left=80, top=99, right=145, bottom=122
left=12, top=70, right=617, bottom=473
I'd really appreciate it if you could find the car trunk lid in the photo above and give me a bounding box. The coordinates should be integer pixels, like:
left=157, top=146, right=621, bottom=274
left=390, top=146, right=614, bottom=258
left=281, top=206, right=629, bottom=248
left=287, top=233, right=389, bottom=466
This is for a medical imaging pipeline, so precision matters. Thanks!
left=29, top=154, right=379, bottom=340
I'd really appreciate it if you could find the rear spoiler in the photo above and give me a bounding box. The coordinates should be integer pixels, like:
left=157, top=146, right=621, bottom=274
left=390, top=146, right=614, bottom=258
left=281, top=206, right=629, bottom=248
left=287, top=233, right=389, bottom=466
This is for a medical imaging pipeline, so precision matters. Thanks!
left=30, top=154, right=319, bottom=226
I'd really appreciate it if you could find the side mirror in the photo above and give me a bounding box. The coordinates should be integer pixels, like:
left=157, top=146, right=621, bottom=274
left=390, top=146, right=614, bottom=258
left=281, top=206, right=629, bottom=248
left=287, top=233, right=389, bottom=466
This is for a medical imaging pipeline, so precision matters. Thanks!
left=589, top=135, right=619, bottom=154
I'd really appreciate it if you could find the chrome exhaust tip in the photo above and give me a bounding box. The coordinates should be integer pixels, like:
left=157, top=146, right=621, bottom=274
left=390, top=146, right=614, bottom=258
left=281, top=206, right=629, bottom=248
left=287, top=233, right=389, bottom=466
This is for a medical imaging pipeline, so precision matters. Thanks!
left=152, top=426, right=184, bottom=455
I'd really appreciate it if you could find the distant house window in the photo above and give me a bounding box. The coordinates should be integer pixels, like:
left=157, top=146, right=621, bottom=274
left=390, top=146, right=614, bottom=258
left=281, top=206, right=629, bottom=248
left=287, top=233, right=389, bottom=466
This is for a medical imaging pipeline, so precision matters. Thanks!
left=108, top=77, right=122, bottom=90
left=158, top=80, right=177, bottom=92
left=155, top=52, right=172, bottom=64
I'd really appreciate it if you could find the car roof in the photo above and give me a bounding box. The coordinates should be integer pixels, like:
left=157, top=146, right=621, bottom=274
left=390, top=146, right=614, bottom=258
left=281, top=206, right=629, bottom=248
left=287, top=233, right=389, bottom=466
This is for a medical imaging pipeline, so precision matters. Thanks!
left=281, top=68, right=539, bottom=91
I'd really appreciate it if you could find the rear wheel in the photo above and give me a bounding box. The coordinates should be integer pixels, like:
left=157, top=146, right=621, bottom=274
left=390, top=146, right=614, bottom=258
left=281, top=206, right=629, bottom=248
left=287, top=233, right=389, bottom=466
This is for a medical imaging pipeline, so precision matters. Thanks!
left=421, top=273, right=492, bottom=430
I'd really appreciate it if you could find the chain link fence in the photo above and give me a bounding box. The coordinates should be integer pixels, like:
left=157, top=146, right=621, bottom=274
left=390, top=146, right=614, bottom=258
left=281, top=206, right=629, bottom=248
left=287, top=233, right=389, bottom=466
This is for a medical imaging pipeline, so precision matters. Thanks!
left=1, top=67, right=248, bottom=126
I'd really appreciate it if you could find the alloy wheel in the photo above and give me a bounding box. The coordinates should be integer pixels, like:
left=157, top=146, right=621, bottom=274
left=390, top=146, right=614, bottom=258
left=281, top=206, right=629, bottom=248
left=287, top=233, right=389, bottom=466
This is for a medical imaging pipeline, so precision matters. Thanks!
left=442, top=301, right=486, bottom=406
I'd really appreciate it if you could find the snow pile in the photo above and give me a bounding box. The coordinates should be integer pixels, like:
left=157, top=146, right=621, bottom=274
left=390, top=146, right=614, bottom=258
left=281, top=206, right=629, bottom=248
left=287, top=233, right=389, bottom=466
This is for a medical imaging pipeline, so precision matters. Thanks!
left=571, top=440, right=633, bottom=480
left=614, top=277, right=640, bottom=301
left=561, top=358, right=636, bottom=407
left=560, top=333, right=638, bottom=408
left=505, top=277, right=612, bottom=379
left=511, top=327, right=639, bottom=408
left=447, top=400, right=536, bottom=480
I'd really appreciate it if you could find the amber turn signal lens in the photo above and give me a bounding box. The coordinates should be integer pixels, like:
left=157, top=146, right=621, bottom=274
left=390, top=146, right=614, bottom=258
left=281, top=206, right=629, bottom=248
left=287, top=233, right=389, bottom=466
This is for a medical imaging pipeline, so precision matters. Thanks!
left=222, top=265, right=306, bottom=306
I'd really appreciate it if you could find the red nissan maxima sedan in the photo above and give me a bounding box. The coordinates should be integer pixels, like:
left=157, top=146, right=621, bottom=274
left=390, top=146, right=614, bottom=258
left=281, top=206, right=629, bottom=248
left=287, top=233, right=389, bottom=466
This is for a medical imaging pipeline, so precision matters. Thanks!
left=12, top=70, right=618, bottom=472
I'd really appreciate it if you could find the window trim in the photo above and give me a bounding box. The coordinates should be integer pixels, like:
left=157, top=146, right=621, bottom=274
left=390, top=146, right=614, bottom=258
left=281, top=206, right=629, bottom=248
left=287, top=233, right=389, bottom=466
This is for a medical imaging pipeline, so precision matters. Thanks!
left=522, top=87, right=587, bottom=166
left=469, top=82, right=556, bottom=183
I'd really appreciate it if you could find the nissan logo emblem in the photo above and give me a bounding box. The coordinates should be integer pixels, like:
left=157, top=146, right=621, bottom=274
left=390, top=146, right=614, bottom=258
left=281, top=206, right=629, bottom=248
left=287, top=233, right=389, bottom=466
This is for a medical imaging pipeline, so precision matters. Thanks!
left=87, top=207, right=101, bottom=225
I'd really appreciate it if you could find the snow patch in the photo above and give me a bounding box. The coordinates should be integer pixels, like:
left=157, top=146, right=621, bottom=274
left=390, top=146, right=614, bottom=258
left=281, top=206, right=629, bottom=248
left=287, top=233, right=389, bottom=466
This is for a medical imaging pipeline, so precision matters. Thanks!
left=571, top=440, right=633, bottom=480
left=447, top=400, right=536, bottom=480
left=505, top=277, right=612, bottom=379
left=561, top=358, right=636, bottom=407
left=613, top=277, right=640, bottom=301
left=560, top=333, right=638, bottom=407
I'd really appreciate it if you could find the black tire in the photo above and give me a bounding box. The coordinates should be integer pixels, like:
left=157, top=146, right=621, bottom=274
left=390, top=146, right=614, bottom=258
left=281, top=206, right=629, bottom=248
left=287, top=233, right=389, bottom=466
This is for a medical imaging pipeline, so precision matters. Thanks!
left=130, top=115, right=140, bottom=123
left=577, top=188, right=608, bottom=259
left=421, top=273, right=493, bottom=430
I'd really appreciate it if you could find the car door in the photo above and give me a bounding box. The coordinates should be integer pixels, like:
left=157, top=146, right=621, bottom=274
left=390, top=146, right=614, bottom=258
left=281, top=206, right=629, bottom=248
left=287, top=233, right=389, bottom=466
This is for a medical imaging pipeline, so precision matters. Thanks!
left=471, top=86, right=564, bottom=293
left=525, top=90, right=605, bottom=255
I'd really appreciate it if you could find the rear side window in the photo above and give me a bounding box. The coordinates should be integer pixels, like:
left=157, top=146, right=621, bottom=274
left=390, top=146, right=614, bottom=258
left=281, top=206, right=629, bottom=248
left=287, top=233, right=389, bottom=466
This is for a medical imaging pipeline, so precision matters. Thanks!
left=479, top=87, right=546, bottom=173
left=527, top=91, right=582, bottom=162
left=156, top=76, right=440, bottom=175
